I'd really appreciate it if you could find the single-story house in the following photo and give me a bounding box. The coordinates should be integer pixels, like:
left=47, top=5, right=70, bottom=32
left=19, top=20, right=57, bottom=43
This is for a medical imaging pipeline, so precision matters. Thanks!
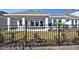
left=0, top=9, right=79, bottom=31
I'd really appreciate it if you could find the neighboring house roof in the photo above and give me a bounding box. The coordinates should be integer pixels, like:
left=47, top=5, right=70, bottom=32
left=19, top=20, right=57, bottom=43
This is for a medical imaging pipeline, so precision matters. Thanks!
left=62, top=9, right=77, bottom=15
left=50, top=14, right=79, bottom=19
left=49, top=9, right=79, bottom=19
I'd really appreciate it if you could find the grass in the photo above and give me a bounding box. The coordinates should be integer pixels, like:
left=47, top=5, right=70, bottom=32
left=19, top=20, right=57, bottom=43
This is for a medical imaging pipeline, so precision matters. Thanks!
left=1, top=30, right=78, bottom=41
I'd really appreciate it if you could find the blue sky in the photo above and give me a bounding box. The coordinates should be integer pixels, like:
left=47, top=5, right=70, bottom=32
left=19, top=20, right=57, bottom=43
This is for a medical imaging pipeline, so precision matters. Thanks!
left=0, top=9, right=72, bottom=14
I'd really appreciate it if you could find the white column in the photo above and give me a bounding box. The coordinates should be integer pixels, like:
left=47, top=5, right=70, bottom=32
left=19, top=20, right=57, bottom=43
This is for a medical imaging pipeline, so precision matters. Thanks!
left=45, top=17, right=49, bottom=31
left=52, top=19, right=53, bottom=24
left=7, top=17, right=10, bottom=31
left=17, top=20, right=19, bottom=29
left=77, top=20, right=79, bottom=28
left=62, top=19, right=65, bottom=23
left=56, top=19, right=59, bottom=30
left=22, top=17, right=25, bottom=30
left=57, top=19, right=59, bottom=23
left=22, top=17, right=25, bottom=26
left=45, top=17, right=48, bottom=27
left=74, top=20, right=75, bottom=25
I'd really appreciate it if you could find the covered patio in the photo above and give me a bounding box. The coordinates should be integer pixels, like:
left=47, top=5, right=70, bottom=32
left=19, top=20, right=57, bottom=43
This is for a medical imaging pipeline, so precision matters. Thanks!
left=6, top=15, right=50, bottom=31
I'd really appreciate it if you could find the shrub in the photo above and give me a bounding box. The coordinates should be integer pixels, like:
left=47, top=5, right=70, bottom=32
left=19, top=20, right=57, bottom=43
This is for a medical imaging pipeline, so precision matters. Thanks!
left=76, top=30, right=79, bottom=36
left=32, top=32, right=42, bottom=43
left=0, top=33, right=4, bottom=43
left=0, top=30, right=4, bottom=46
left=72, top=37, right=79, bottom=44
left=11, top=32, right=15, bottom=41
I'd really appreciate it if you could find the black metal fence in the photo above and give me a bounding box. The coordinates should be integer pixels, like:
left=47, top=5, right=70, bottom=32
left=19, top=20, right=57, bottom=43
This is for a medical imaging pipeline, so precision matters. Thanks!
left=0, top=25, right=79, bottom=50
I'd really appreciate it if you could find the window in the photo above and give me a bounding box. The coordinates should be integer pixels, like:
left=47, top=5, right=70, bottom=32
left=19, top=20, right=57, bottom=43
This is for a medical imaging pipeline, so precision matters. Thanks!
left=35, top=20, right=39, bottom=26
left=19, top=20, right=22, bottom=26
left=31, top=20, right=44, bottom=26
left=74, top=20, right=77, bottom=28
left=31, top=20, right=34, bottom=26
left=58, top=20, right=61, bottom=23
left=53, top=19, right=56, bottom=23
left=72, top=20, right=74, bottom=25
left=40, top=20, right=43, bottom=26
left=75, top=20, right=77, bottom=26
left=48, top=23, right=52, bottom=26
left=25, top=20, right=27, bottom=26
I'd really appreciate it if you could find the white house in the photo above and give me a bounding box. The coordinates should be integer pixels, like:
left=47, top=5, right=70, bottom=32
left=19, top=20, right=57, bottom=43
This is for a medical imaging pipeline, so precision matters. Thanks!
left=1, top=9, right=79, bottom=31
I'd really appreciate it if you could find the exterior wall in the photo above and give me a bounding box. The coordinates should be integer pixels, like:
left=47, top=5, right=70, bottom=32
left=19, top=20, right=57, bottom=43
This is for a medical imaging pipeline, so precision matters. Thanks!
left=77, top=20, right=79, bottom=26
left=0, top=16, right=7, bottom=30
left=10, top=18, right=17, bottom=29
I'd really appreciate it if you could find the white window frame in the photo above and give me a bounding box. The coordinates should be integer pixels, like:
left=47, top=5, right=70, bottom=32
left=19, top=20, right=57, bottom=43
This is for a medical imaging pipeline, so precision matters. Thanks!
left=31, top=20, right=44, bottom=26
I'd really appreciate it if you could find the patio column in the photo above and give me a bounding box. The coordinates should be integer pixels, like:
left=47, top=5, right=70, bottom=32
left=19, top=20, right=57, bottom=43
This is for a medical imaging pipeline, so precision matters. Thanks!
left=45, top=17, right=48, bottom=27
left=45, top=17, right=49, bottom=31
left=22, top=17, right=25, bottom=29
left=57, top=19, right=59, bottom=30
left=57, top=19, right=59, bottom=23
left=52, top=19, right=53, bottom=24
left=77, top=20, right=79, bottom=28
left=17, top=20, right=19, bottom=30
left=7, top=17, right=10, bottom=31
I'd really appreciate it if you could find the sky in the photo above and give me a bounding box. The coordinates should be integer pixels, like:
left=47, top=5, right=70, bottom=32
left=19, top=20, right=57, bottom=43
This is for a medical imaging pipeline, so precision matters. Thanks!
left=0, top=9, right=72, bottom=14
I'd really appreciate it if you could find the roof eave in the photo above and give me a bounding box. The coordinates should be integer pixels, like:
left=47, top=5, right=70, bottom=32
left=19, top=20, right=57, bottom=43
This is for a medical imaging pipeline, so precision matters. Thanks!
left=3, top=14, right=51, bottom=16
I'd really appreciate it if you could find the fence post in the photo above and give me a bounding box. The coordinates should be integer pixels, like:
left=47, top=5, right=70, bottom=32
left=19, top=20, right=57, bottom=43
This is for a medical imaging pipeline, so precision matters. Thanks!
left=58, top=25, right=61, bottom=46
left=22, top=25, right=27, bottom=50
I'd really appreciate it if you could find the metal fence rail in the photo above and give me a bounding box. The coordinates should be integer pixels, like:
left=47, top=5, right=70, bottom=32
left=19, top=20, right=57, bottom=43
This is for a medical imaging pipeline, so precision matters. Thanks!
left=0, top=25, right=79, bottom=50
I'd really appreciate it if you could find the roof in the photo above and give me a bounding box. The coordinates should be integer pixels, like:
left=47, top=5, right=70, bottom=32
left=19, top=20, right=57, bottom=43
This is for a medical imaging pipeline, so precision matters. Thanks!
left=63, top=9, right=79, bottom=15
left=3, top=10, right=51, bottom=17
left=13, top=10, right=49, bottom=14
left=3, top=9, right=79, bottom=19
left=50, top=14, right=79, bottom=19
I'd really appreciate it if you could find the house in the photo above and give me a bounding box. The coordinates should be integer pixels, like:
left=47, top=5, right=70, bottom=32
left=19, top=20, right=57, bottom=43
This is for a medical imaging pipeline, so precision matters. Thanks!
left=0, top=9, right=79, bottom=31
